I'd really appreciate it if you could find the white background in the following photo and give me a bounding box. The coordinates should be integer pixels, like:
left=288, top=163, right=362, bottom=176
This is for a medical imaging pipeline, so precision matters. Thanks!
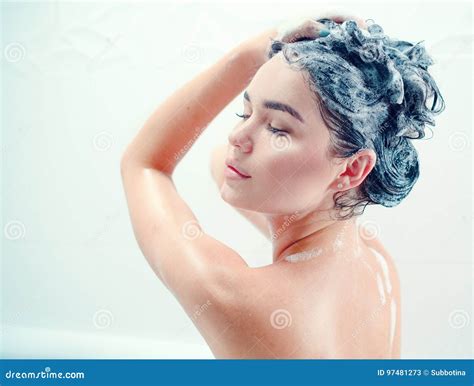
left=1, top=0, right=472, bottom=358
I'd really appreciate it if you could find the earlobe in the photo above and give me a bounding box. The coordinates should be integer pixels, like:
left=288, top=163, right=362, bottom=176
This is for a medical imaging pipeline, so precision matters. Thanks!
left=333, top=149, right=376, bottom=192
left=334, top=177, right=349, bottom=191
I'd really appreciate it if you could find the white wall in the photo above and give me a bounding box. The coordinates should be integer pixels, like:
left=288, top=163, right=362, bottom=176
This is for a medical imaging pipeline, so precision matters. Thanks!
left=1, top=0, right=472, bottom=358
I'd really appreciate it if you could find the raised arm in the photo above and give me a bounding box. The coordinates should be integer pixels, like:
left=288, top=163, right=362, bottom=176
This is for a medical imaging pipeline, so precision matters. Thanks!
left=120, top=13, right=366, bottom=357
left=120, top=27, right=278, bottom=344
left=120, top=28, right=276, bottom=174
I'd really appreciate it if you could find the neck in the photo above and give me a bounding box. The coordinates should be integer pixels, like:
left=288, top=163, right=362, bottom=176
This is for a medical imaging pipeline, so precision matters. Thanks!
left=266, top=208, right=361, bottom=264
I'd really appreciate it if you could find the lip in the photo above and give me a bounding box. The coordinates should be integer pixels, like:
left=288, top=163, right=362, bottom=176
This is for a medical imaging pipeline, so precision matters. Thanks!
left=224, top=160, right=251, bottom=179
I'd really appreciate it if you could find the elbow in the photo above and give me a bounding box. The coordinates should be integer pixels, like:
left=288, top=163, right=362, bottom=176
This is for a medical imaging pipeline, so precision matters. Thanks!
left=120, top=153, right=135, bottom=176
left=121, top=150, right=175, bottom=177
left=120, top=152, right=146, bottom=180
left=120, top=146, right=135, bottom=169
left=120, top=156, right=174, bottom=181
left=120, top=149, right=147, bottom=173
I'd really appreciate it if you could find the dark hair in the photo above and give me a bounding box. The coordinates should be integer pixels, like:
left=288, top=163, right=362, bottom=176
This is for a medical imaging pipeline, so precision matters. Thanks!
left=268, top=18, right=445, bottom=220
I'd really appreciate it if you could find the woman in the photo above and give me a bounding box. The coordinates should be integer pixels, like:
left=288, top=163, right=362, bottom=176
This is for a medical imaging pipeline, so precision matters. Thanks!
left=120, top=12, right=445, bottom=358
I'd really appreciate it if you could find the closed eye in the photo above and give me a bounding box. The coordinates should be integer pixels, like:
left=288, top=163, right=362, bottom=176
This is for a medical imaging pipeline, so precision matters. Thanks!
left=235, top=112, right=250, bottom=120
left=235, top=112, right=290, bottom=136
left=267, top=125, right=289, bottom=135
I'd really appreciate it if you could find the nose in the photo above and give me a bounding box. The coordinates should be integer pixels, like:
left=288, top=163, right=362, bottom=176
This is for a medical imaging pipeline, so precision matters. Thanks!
left=228, top=124, right=253, bottom=153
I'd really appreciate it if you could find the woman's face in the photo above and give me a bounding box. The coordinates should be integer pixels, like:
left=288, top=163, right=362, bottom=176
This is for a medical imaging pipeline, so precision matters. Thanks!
left=221, top=52, right=340, bottom=215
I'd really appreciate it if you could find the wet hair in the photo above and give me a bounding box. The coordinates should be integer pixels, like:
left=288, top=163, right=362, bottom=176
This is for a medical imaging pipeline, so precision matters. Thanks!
left=268, top=19, right=445, bottom=220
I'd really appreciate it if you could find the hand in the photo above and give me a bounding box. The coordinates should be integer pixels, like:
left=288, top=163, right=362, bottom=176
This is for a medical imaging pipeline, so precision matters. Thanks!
left=275, top=9, right=368, bottom=43
left=236, top=27, right=279, bottom=70
left=236, top=9, right=367, bottom=71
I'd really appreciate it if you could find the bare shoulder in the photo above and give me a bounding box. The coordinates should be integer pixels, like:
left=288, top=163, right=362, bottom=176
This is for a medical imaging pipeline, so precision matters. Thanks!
left=353, top=224, right=402, bottom=358
left=288, top=224, right=403, bottom=358
left=358, top=224, right=399, bottom=278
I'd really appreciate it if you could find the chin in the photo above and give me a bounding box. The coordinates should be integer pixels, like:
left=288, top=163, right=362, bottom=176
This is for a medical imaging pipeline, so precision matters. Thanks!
left=220, top=183, right=251, bottom=210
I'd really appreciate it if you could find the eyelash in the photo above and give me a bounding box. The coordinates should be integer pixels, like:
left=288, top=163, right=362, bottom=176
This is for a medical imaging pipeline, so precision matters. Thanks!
left=235, top=112, right=290, bottom=136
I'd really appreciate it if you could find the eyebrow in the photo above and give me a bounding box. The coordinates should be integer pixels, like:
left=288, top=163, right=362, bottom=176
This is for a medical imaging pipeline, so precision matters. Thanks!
left=243, top=90, right=305, bottom=124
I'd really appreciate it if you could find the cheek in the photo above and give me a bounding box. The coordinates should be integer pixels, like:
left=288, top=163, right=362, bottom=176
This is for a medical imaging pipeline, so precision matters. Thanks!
left=266, top=147, right=332, bottom=201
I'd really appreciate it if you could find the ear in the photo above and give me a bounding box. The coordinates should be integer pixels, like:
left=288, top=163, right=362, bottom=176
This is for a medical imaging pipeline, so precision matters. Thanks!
left=330, top=149, right=377, bottom=191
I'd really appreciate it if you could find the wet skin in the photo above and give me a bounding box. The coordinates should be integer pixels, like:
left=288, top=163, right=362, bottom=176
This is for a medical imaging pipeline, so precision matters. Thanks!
left=121, top=23, right=401, bottom=359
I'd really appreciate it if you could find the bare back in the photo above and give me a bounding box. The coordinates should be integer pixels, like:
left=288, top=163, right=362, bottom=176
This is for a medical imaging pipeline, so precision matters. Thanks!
left=206, top=144, right=401, bottom=358
left=201, top=230, right=400, bottom=359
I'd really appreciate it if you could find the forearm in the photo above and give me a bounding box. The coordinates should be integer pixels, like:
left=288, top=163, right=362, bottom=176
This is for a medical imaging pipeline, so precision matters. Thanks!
left=121, top=28, right=277, bottom=174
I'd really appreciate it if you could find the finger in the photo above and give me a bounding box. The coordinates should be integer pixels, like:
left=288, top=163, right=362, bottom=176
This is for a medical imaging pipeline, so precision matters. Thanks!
left=321, top=15, right=368, bottom=30
left=317, top=8, right=368, bottom=29
left=282, top=20, right=328, bottom=43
